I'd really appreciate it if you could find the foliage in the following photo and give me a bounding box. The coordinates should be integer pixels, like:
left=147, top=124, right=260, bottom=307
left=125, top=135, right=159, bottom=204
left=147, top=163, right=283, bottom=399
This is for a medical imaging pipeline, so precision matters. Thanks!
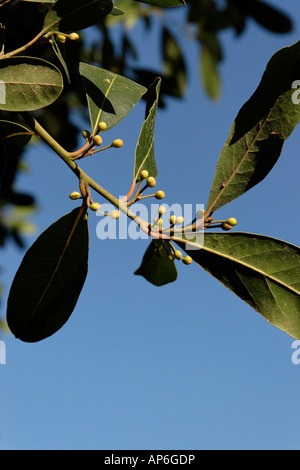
left=0, top=0, right=299, bottom=342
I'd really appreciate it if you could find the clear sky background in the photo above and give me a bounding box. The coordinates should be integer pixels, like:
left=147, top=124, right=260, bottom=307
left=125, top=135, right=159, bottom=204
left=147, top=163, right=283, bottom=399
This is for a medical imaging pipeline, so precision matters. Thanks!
left=1, top=0, right=300, bottom=450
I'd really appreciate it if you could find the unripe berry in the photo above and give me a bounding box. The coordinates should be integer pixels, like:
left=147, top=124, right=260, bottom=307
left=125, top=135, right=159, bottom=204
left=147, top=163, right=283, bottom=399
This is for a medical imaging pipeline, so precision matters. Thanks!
left=155, top=190, right=165, bottom=200
left=174, top=250, right=182, bottom=260
left=221, top=222, right=232, bottom=231
left=140, top=170, right=149, bottom=180
left=56, top=34, right=66, bottom=43
left=110, top=210, right=120, bottom=219
left=93, top=135, right=103, bottom=146
left=182, top=256, right=192, bottom=265
left=175, top=216, right=184, bottom=225
left=147, top=177, right=156, bottom=188
left=69, top=191, right=81, bottom=200
left=226, top=217, right=237, bottom=227
left=69, top=32, right=79, bottom=40
left=82, top=129, right=90, bottom=139
left=89, top=202, right=101, bottom=211
left=169, top=215, right=177, bottom=225
left=98, top=121, right=107, bottom=131
left=158, top=205, right=167, bottom=216
left=111, top=139, right=123, bottom=148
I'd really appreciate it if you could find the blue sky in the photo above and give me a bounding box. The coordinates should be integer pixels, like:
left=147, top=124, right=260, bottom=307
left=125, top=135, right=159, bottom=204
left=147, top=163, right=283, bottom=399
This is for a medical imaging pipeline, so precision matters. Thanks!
left=1, top=0, right=300, bottom=450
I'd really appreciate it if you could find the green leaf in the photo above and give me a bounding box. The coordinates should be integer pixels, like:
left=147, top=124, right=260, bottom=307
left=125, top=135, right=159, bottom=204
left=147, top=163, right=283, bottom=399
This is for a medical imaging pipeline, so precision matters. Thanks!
left=134, top=0, right=185, bottom=6
left=79, top=62, right=147, bottom=134
left=44, top=0, right=113, bottom=33
left=162, top=26, right=187, bottom=98
left=200, top=44, right=221, bottom=101
left=0, top=120, right=33, bottom=157
left=248, top=0, right=292, bottom=34
left=175, top=232, right=300, bottom=339
left=7, top=207, right=89, bottom=343
left=0, top=57, right=63, bottom=112
left=0, top=134, right=6, bottom=180
left=133, top=77, right=160, bottom=181
left=110, top=6, right=125, bottom=16
left=200, top=33, right=222, bottom=101
left=49, top=36, right=71, bottom=83
left=206, top=41, right=300, bottom=214
left=135, top=239, right=178, bottom=287
left=0, top=23, right=5, bottom=54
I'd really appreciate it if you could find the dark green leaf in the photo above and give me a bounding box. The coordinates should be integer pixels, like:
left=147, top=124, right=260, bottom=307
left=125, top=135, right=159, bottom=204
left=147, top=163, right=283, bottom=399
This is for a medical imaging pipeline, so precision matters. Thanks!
left=7, top=207, right=89, bottom=342
left=162, top=26, right=186, bottom=98
left=135, top=239, right=178, bottom=286
left=133, top=78, right=160, bottom=181
left=0, top=57, right=63, bottom=112
left=175, top=232, right=300, bottom=339
left=206, top=41, right=300, bottom=214
left=249, top=0, right=292, bottom=33
left=0, top=23, right=5, bottom=54
left=0, top=134, right=6, bottom=180
left=134, top=0, right=185, bottom=6
left=79, top=62, right=147, bottom=134
left=44, top=0, right=113, bottom=33
left=0, top=120, right=33, bottom=157
left=200, top=43, right=221, bottom=101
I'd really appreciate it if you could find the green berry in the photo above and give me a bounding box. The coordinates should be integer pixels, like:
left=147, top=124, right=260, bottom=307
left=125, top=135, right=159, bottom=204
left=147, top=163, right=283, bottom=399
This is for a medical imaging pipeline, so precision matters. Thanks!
left=93, top=135, right=103, bottom=146
left=56, top=34, right=66, bottom=44
left=147, top=177, right=156, bottom=188
left=155, top=190, right=165, bottom=200
left=82, top=130, right=90, bottom=139
left=110, top=210, right=120, bottom=220
left=221, top=222, right=232, bottom=231
left=89, top=202, right=101, bottom=211
left=69, top=191, right=81, bottom=200
left=69, top=32, right=79, bottom=40
left=174, top=250, right=182, bottom=260
left=111, top=139, right=123, bottom=148
left=140, top=170, right=149, bottom=180
left=226, top=217, right=237, bottom=227
left=182, top=256, right=192, bottom=265
left=98, top=122, right=107, bottom=131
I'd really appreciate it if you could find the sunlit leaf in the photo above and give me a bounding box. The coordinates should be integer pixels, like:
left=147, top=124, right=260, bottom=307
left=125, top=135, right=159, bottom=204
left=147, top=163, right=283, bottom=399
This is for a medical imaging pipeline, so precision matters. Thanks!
left=206, top=41, right=300, bottom=214
left=0, top=57, right=63, bottom=112
left=175, top=232, right=300, bottom=339
left=133, top=77, right=160, bottom=181
left=79, top=62, right=147, bottom=134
